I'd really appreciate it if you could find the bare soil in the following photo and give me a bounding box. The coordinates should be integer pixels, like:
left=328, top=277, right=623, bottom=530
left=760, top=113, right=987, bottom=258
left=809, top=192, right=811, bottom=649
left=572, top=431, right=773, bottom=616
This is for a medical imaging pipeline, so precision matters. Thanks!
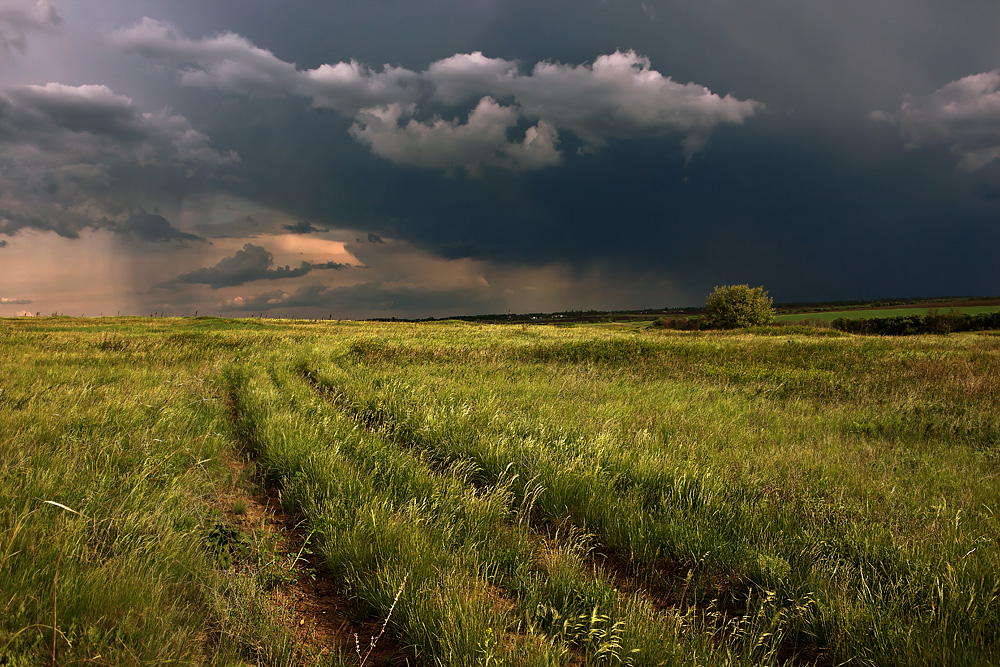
left=216, top=454, right=414, bottom=666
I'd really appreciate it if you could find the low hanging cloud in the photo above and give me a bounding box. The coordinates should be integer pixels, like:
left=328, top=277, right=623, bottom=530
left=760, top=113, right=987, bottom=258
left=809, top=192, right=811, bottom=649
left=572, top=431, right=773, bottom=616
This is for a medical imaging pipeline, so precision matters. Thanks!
left=0, top=82, right=239, bottom=238
left=877, top=69, right=1000, bottom=171
left=114, top=210, right=204, bottom=243
left=167, top=243, right=349, bottom=288
left=283, top=220, right=329, bottom=234
left=0, top=0, right=60, bottom=55
left=0, top=296, right=33, bottom=304
left=115, top=19, right=761, bottom=171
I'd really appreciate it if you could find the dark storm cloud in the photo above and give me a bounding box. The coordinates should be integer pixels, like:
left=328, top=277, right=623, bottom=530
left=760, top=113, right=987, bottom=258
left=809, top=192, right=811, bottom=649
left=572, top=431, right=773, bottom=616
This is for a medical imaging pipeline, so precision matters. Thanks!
left=115, top=18, right=761, bottom=173
left=115, top=210, right=204, bottom=243
left=6, top=83, right=140, bottom=140
left=0, top=0, right=60, bottom=55
left=169, top=243, right=309, bottom=288
left=113, top=17, right=421, bottom=109
left=0, top=83, right=236, bottom=164
left=0, top=240, right=8, bottom=247
left=172, top=0, right=1000, bottom=304
left=244, top=108, right=1000, bottom=303
left=167, top=243, right=348, bottom=288
left=282, top=220, right=328, bottom=234
left=311, top=261, right=351, bottom=271
left=0, top=81, right=238, bottom=238
left=7, top=0, right=1000, bottom=316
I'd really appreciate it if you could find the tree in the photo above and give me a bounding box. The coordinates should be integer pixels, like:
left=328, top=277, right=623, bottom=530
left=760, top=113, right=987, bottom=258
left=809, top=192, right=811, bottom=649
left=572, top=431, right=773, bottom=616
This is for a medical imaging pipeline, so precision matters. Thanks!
left=704, top=284, right=774, bottom=329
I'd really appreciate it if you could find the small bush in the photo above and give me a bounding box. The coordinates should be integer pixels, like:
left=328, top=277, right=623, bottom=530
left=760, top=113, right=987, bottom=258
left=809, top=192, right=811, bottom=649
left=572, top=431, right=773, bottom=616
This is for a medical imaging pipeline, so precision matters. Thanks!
left=651, top=316, right=705, bottom=330
left=704, top=284, right=774, bottom=329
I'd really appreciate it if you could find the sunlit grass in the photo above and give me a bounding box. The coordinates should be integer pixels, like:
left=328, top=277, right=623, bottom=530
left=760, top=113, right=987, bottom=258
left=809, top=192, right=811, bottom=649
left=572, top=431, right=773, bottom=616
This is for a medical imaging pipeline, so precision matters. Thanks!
left=2, top=316, right=998, bottom=665
left=0, top=318, right=318, bottom=666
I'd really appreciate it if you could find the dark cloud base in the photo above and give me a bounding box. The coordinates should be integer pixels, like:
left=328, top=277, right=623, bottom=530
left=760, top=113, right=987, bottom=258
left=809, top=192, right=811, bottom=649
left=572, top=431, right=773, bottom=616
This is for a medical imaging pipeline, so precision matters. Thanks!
left=211, top=109, right=998, bottom=304
left=116, top=210, right=204, bottom=243
left=165, top=243, right=349, bottom=290
left=283, top=220, right=328, bottom=234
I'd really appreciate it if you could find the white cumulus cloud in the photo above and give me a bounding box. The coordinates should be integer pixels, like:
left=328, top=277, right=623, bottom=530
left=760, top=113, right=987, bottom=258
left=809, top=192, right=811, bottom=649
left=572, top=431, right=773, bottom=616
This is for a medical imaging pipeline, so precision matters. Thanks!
left=301, top=60, right=421, bottom=113
left=350, top=97, right=561, bottom=175
left=882, top=69, right=1000, bottom=171
left=425, top=51, right=519, bottom=106
left=427, top=50, right=762, bottom=157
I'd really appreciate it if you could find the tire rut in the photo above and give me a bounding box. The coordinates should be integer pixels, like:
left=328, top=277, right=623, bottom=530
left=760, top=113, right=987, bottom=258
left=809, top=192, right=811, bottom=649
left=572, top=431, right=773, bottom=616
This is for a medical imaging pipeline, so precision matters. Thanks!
left=303, top=368, right=834, bottom=667
left=223, top=382, right=415, bottom=666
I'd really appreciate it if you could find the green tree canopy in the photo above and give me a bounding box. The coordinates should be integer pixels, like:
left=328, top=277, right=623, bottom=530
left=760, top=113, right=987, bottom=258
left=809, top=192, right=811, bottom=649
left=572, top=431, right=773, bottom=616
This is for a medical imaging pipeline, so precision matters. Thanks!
left=704, top=284, right=774, bottom=329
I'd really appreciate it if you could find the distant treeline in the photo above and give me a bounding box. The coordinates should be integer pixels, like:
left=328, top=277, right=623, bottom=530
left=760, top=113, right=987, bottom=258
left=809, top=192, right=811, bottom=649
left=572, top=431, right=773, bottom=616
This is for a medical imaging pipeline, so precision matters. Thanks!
left=831, top=311, right=1000, bottom=335
left=402, top=307, right=700, bottom=325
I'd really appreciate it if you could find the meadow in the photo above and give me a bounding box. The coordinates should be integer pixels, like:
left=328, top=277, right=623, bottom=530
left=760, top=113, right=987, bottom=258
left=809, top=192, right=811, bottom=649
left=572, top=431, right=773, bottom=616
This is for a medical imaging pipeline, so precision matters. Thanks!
left=773, top=304, right=1000, bottom=323
left=1, top=317, right=998, bottom=666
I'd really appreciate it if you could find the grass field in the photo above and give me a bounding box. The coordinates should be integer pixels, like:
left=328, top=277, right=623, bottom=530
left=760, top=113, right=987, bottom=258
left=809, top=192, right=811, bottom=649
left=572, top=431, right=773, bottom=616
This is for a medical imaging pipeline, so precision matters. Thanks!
left=774, top=305, right=1000, bottom=323
left=2, top=317, right=998, bottom=666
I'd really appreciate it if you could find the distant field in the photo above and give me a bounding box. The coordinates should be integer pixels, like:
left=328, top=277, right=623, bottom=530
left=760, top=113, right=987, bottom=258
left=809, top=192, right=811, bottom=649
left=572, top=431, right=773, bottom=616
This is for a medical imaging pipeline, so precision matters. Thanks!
left=775, top=304, right=1000, bottom=323
left=2, top=317, right=999, bottom=666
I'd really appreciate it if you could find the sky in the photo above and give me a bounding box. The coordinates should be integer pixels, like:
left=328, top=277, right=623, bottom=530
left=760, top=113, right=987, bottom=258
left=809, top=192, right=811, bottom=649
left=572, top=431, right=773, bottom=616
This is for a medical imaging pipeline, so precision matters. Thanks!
left=1, top=0, right=999, bottom=319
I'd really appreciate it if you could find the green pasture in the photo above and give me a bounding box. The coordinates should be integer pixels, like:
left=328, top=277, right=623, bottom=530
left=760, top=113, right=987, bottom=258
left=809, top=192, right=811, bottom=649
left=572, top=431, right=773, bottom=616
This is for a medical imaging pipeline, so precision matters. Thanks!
left=2, top=317, right=998, bottom=666
left=775, top=304, right=1000, bottom=323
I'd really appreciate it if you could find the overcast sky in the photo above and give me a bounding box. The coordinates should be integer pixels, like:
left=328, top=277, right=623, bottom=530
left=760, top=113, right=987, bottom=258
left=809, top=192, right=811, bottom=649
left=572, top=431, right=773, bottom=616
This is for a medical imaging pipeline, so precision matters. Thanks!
left=1, top=0, right=998, bottom=318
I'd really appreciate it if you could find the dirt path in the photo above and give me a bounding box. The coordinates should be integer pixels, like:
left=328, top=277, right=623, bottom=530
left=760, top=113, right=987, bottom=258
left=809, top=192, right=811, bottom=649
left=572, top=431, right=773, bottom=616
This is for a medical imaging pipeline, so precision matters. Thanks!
left=216, top=397, right=413, bottom=666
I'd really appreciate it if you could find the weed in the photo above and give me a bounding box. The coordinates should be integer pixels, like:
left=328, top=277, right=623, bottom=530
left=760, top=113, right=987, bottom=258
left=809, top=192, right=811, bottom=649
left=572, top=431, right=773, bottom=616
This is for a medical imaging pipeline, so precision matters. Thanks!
left=477, top=626, right=505, bottom=667
left=355, top=574, right=407, bottom=666
left=206, top=521, right=251, bottom=568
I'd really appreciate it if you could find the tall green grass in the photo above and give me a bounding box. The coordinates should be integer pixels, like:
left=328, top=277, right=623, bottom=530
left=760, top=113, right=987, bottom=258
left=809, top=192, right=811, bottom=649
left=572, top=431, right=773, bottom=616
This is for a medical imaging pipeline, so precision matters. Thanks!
left=2, top=317, right=998, bottom=665
left=303, top=324, right=999, bottom=665
left=0, top=318, right=319, bottom=666
left=225, top=354, right=756, bottom=666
